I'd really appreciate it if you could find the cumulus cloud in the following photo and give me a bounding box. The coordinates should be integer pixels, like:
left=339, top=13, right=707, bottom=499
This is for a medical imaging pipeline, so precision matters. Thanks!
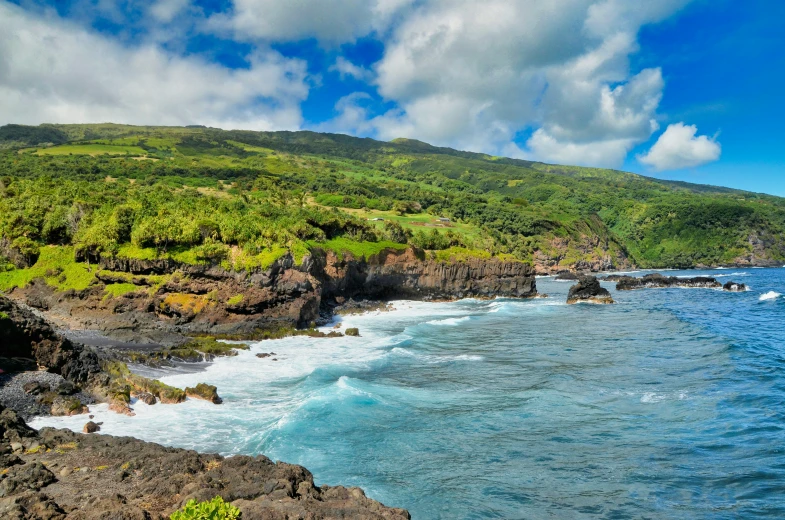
left=638, top=123, right=721, bottom=170
left=367, top=0, right=690, bottom=165
left=149, top=0, right=190, bottom=23
left=1, top=0, right=703, bottom=170
left=210, top=0, right=415, bottom=44
left=330, top=57, right=373, bottom=82
left=0, top=2, right=309, bottom=130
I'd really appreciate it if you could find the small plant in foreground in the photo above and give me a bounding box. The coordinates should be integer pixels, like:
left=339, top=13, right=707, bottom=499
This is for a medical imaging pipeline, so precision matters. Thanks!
left=170, top=496, right=240, bottom=520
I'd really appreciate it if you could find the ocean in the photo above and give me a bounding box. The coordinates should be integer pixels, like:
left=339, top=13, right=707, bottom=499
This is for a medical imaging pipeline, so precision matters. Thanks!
left=31, top=268, right=785, bottom=518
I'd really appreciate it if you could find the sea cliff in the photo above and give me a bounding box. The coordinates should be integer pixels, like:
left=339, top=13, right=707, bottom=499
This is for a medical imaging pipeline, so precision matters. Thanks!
left=8, top=247, right=537, bottom=346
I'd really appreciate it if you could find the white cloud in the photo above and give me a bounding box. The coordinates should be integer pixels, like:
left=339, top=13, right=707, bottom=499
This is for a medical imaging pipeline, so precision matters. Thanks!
left=330, top=57, right=373, bottom=82
left=210, top=0, right=415, bottom=44
left=149, top=0, right=190, bottom=23
left=365, top=0, right=691, bottom=166
left=0, top=2, right=309, bottom=130
left=638, top=123, right=721, bottom=171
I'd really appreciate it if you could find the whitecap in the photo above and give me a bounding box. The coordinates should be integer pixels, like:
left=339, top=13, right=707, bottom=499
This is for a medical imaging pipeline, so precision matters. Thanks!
left=426, top=316, right=471, bottom=326
left=640, top=392, right=666, bottom=403
left=759, top=291, right=781, bottom=301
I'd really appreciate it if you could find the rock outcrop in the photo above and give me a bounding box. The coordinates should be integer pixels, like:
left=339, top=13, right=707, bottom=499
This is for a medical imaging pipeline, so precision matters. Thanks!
left=566, top=276, right=614, bottom=304
left=723, top=280, right=747, bottom=292
left=0, top=296, right=102, bottom=385
left=614, top=274, right=721, bottom=291
left=10, top=247, right=538, bottom=345
left=0, top=403, right=410, bottom=519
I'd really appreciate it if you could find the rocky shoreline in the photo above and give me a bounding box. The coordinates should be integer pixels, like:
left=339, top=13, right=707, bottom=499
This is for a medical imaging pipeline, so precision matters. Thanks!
left=0, top=294, right=411, bottom=518
left=0, top=403, right=411, bottom=519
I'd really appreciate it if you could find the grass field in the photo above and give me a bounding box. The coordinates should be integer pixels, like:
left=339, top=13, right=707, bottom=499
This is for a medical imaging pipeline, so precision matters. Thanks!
left=30, top=143, right=147, bottom=156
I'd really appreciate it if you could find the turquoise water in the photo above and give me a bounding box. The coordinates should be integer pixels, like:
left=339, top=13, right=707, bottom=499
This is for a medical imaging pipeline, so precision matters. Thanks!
left=33, top=268, right=785, bottom=518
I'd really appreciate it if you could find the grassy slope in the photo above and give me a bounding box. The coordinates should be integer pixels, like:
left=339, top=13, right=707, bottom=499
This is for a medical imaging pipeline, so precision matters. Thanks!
left=1, top=123, right=784, bottom=277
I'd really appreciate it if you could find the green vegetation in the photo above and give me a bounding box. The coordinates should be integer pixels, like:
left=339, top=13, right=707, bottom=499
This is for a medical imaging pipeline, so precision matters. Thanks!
left=0, top=122, right=783, bottom=278
left=170, top=496, right=240, bottom=520
left=103, top=283, right=139, bottom=298
left=0, top=246, right=95, bottom=292
left=226, top=294, right=244, bottom=305
left=345, top=327, right=360, bottom=337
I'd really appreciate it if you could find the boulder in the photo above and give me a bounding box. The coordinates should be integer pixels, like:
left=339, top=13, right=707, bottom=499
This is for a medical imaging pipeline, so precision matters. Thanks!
left=22, top=381, right=49, bottom=396
left=554, top=271, right=580, bottom=281
left=83, top=421, right=100, bottom=434
left=566, top=276, right=614, bottom=304
left=50, top=397, right=88, bottom=417
left=723, top=280, right=747, bottom=292
left=185, top=383, right=222, bottom=404
left=345, top=327, right=360, bottom=337
left=55, top=381, right=76, bottom=395
left=134, top=392, right=156, bottom=405
left=108, top=399, right=135, bottom=416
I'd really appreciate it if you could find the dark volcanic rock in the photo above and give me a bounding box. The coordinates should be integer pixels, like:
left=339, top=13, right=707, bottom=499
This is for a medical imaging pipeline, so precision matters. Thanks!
left=615, top=273, right=721, bottom=291
left=566, top=276, right=614, bottom=304
left=554, top=271, right=580, bottom=281
left=0, top=296, right=102, bottom=385
left=22, top=382, right=48, bottom=396
left=723, top=280, right=747, bottom=292
left=82, top=421, right=100, bottom=433
left=0, top=403, right=410, bottom=519
left=134, top=392, right=156, bottom=405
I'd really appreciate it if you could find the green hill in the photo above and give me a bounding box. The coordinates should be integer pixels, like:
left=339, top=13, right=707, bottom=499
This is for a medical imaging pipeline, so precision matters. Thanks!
left=0, top=123, right=783, bottom=285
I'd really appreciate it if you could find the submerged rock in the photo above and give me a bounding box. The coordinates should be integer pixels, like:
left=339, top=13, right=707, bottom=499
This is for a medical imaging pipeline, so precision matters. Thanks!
left=723, top=280, right=747, bottom=292
left=615, top=273, right=721, bottom=291
left=566, top=276, right=614, bottom=304
left=134, top=391, right=156, bottom=405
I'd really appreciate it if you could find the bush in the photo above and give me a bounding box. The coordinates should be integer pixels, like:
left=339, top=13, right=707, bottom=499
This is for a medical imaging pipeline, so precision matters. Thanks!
left=170, top=496, right=240, bottom=520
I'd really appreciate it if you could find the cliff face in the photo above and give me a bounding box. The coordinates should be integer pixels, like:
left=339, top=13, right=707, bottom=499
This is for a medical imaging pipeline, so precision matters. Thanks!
left=0, top=297, right=102, bottom=383
left=9, top=247, right=537, bottom=344
left=312, top=248, right=536, bottom=301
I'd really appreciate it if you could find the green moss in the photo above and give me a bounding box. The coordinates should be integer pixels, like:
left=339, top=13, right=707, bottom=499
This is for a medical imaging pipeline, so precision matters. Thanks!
left=178, top=337, right=249, bottom=357
left=0, top=246, right=95, bottom=292
left=103, top=283, right=139, bottom=298
left=226, top=294, right=243, bottom=305
left=345, top=327, right=360, bottom=337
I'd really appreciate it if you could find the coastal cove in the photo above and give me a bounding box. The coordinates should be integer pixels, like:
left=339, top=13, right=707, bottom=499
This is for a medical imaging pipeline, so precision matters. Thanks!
left=31, top=267, right=785, bottom=519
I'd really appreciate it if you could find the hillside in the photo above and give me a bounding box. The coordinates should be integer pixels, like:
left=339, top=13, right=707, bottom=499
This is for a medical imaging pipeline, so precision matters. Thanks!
left=1, top=123, right=784, bottom=286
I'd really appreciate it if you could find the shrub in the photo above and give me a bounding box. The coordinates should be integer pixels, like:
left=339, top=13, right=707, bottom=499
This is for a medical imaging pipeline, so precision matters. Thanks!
left=170, top=496, right=240, bottom=520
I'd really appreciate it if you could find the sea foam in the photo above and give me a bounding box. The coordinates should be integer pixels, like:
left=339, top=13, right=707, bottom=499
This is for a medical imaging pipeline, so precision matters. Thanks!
left=759, top=291, right=781, bottom=301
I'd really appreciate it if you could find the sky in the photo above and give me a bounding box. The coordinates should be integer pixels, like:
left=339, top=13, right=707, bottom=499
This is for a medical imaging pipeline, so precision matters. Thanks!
left=1, top=0, right=783, bottom=194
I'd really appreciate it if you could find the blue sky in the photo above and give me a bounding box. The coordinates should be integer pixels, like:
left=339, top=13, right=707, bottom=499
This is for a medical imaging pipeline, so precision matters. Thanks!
left=1, top=0, right=783, bottom=195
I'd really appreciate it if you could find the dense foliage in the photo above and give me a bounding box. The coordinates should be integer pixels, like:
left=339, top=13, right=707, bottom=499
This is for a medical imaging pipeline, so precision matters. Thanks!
left=170, top=496, right=240, bottom=520
left=1, top=123, right=784, bottom=278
